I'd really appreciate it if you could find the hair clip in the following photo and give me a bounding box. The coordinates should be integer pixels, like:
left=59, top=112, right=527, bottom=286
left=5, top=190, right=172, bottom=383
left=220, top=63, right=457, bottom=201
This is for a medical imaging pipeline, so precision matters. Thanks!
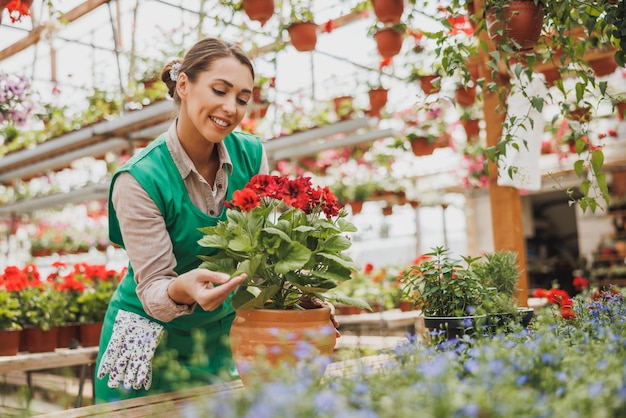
left=169, top=63, right=181, bottom=82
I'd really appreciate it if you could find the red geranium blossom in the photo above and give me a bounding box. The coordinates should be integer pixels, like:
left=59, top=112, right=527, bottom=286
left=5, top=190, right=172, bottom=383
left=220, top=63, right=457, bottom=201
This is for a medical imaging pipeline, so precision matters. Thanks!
left=573, top=276, right=590, bottom=291
left=229, top=174, right=340, bottom=219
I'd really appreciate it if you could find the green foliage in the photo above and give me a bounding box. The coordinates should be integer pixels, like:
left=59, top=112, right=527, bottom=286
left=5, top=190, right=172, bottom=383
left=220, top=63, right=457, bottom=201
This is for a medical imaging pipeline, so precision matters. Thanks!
left=77, top=280, right=117, bottom=323
left=0, top=290, right=22, bottom=331
left=198, top=176, right=364, bottom=310
left=187, top=289, right=626, bottom=417
left=401, top=246, right=485, bottom=317
left=17, top=284, right=66, bottom=331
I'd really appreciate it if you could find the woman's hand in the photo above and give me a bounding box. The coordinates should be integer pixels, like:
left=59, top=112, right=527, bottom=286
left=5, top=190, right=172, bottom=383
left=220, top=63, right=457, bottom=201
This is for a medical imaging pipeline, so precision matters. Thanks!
left=300, top=295, right=341, bottom=338
left=168, top=269, right=247, bottom=311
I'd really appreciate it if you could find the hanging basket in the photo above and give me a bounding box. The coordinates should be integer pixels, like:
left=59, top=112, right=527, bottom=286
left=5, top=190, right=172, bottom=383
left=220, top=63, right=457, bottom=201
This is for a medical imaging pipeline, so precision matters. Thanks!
left=287, top=22, right=318, bottom=52
left=373, top=28, right=404, bottom=58
left=242, top=0, right=275, bottom=26
left=485, top=0, right=544, bottom=52
left=372, top=0, right=404, bottom=23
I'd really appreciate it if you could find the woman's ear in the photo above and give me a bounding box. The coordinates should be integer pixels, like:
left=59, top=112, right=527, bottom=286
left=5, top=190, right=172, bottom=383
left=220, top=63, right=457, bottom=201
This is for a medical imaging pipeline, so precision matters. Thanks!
left=176, top=73, right=188, bottom=99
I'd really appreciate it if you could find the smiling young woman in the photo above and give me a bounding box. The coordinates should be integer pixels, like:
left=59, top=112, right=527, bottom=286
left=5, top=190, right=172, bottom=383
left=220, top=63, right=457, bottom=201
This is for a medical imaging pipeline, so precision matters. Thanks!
left=94, top=37, right=271, bottom=403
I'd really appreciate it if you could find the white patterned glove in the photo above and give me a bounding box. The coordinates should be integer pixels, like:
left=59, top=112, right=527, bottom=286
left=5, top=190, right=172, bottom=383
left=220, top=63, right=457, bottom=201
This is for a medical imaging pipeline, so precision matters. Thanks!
left=97, top=309, right=165, bottom=390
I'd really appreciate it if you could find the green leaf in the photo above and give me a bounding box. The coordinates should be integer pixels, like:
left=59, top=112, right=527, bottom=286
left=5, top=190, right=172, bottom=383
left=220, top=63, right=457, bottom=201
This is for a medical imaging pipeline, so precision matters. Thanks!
left=198, top=234, right=229, bottom=249
left=228, top=235, right=254, bottom=252
left=275, top=241, right=311, bottom=274
left=574, top=160, right=584, bottom=177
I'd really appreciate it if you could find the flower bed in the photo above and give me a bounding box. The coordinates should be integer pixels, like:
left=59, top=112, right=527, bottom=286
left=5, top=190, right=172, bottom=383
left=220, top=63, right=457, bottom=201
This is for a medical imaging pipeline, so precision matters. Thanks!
left=183, top=286, right=626, bottom=416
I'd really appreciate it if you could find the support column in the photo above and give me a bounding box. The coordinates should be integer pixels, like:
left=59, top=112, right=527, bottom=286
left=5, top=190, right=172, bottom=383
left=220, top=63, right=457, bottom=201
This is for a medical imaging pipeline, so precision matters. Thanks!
left=475, top=0, right=529, bottom=306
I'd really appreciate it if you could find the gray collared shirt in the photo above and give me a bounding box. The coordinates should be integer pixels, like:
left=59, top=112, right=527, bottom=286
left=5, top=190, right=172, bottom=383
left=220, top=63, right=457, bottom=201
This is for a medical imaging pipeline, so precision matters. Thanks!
left=111, top=121, right=268, bottom=321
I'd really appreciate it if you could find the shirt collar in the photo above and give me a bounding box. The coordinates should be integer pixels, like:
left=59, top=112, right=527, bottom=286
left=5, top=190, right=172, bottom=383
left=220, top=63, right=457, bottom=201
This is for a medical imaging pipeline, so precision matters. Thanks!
left=166, top=120, right=233, bottom=178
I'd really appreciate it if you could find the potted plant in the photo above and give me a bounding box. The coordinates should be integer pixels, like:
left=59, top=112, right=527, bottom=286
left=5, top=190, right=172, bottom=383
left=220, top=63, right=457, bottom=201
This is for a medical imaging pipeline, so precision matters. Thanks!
left=370, top=22, right=406, bottom=58
left=284, top=2, right=317, bottom=51
left=401, top=247, right=530, bottom=339
left=18, top=281, right=67, bottom=352
left=471, top=249, right=534, bottom=325
left=76, top=264, right=123, bottom=347
left=197, top=174, right=369, bottom=383
left=396, top=102, right=452, bottom=156
left=0, top=272, right=23, bottom=356
left=371, top=0, right=404, bottom=24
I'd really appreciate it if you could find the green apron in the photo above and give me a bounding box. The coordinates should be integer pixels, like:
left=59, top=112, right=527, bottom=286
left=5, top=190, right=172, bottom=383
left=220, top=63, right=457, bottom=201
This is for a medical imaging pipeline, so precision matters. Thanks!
left=95, top=131, right=263, bottom=403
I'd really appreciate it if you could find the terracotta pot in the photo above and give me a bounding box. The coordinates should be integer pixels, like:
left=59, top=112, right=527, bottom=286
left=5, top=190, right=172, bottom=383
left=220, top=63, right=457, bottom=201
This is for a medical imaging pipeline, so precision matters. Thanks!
left=57, top=323, right=81, bottom=349
left=455, top=85, right=477, bottom=107
left=79, top=322, right=103, bottom=347
left=419, top=75, right=440, bottom=95
left=368, top=88, right=388, bottom=112
left=332, top=95, right=353, bottom=120
left=372, top=0, right=404, bottom=23
left=250, top=103, right=269, bottom=119
left=410, top=138, right=436, bottom=156
left=350, top=200, right=364, bottom=215
left=466, top=0, right=479, bottom=31
left=20, top=327, right=59, bottom=353
left=616, top=102, right=626, bottom=121
left=0, top=329, right=22, bottom=356
left=485, top=0, right=544, bottom=51
left=373, top=28, right=404, bottom=58
left=229, top=307, right=336, bottom=385
left=242, top=0, right=274, bottom=26
left=252, top=86, right=263, bottom=103
left=461, top=118, right=481, bottom=141
left=287, top=22, right=318, bottom=52
left=589, top=55, right=618, bottom=77
left=568, top=106, right=592, bottom=123
left=398, top=300, right=414, bottom=312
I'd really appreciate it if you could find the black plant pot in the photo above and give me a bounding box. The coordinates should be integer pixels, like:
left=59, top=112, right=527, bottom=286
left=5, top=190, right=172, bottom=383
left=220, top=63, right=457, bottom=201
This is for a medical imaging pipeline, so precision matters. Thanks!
left=424, top=315, right=489, bottom=340
left=488, top=307, right=535, bottom=330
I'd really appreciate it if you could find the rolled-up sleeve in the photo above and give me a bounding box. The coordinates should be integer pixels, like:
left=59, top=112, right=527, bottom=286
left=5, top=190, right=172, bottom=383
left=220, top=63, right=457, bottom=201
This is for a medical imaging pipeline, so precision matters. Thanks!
left=112, top=172, right=195, bottom=322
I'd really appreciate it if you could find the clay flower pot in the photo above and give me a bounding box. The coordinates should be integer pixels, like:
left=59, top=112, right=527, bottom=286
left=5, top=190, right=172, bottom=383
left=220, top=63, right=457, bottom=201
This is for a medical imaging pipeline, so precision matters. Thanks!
left=242, top=0, right=274, bottom=26
left=373, top=28, right=404, bottom=58
left=372, top=0, right=404, bottom=23
left=287, top=21, right=318, bottom=52
left=229, top=307, right=336, bottom=385
left=485, top=0, right=544, bottom=51
left=368, top=88, right=388, bottom=114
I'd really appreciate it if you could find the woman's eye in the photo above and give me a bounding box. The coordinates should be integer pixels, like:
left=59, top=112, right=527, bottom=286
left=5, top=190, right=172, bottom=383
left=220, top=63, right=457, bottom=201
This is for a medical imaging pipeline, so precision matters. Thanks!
left=212, top=88, right=226, bottom=96
left=237, top=98, right=249, bottom=106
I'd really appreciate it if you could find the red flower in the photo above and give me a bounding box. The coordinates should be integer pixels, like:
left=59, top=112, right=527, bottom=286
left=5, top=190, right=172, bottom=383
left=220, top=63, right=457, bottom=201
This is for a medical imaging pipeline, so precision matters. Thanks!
left=547, top=288, right=571, bottom=306
left=532, top=288, right=549, bottom=298
left=560, top=303, right=576, bottom=319
left=573, top=276, right=589, bottom=291
left=322, top=19, right=335, bottom=33
left=6, top=0, right=31, bottom=23
left=411, top=254, right=432, bottom=266
left=379, top=57, right=393, bottom=70
left=231, top=188, right=261, bottom=211
left=364, top=263, right=374, bottom=274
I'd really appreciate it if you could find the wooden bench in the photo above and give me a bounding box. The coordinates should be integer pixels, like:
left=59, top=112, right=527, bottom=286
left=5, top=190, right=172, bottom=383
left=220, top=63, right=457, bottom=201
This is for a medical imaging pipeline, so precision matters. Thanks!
left=0, top=347, right=99, bottom=408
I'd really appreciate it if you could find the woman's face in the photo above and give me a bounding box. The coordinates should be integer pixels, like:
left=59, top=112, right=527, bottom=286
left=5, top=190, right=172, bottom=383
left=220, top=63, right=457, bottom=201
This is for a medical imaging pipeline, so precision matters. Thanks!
left=178, top=56, right=253, bottom=143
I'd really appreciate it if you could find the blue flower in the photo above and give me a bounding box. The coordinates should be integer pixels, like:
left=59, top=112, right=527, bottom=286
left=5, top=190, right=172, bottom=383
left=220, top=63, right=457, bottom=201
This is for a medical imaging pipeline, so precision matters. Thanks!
left=588, top=382, right=603, bottom=397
